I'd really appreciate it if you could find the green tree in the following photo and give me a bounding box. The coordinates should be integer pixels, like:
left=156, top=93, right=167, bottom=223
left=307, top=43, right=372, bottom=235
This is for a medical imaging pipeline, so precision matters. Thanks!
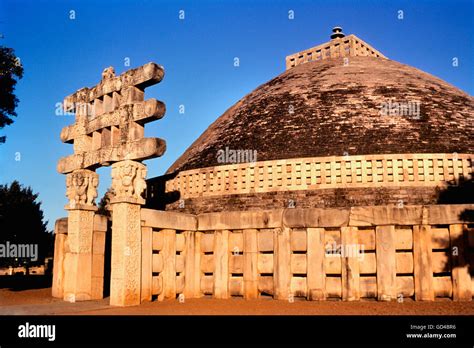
left=0, top=181, right=51, bottom=268
left=97, top=188, right=113, bottom=217
left=0, top=45, right=24, bottom=143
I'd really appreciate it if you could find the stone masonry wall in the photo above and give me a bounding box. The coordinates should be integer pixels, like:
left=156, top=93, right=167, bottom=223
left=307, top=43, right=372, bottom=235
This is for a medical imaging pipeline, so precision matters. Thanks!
left=161, top=186, right=441, bottom=215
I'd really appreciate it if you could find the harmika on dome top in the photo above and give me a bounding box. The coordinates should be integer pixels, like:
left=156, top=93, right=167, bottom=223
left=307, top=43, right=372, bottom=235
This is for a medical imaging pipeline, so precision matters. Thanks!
left=147, top=27, right=474, bottom=214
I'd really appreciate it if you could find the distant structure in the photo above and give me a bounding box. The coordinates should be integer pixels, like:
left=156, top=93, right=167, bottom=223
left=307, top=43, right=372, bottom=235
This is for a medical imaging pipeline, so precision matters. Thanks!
left=286, top=26, right=386, bottom=69
left=53, top=28, right=473, bottom=307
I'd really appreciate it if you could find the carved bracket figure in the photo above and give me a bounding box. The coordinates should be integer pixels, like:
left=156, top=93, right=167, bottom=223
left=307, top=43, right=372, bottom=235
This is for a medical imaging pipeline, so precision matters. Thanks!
left=65, top=169, right=99, bottom=209
left=110, top=160, right=147, bottom=204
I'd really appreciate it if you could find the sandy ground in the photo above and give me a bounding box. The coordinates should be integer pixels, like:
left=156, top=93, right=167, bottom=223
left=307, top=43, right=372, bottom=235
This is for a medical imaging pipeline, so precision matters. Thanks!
left=1, top=287, right=474, bottom=315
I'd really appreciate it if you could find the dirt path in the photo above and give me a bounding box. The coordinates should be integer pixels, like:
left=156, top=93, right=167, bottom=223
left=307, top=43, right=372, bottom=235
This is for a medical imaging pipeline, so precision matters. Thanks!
left=1, top=288, right=473, bottom=315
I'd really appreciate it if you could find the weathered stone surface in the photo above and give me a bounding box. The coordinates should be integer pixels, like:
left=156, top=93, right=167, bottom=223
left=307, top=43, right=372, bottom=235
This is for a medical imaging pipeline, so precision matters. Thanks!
left=413, top=225, right=434, bottom=301
left=376, top=226, right=396, bottom=301
left=110, top=202, right=142, bottom=306
left=67, top=209, right=94, bottom=254
left=63, top=62, right=164, bottom=111
left=197, top=209, right=284, bottom=230
left=427, top=204, right=474, bottom=224
left=285, top=32, right=387, bottom=70
left=60, top=99, right=165, bottom=143
left=62, top=209, right=94, bottom=302
left=91, top=231, right=106, bottom=300
left=147, top=204, right=474, bottom=232
left=341, top=226, right=360, bottom=301
left=58, top=62, right=166, bottom=174
left=283, top=208, right=349, bottom=228
left=63, top=252, right=93, bottom=302
left=93, top=214, right=108, bottom=232
left=54, top=217, right=68, bottom=235
left=52, top=232, right=67, bottom=298
left=109, top=160, right=147, bottom=306
left=307, top=228, right=325, bottom=300
left=141, top=208, right=197, bottom=231
left=349, top=206, right=423, bottom=226
left=111, top=160, right=147, bottom=204
left=449, top=224, right=472, bottom=301
left=58, top=138, right=165, bottom=174
left=65, top=169, right=99, bottom=208
left=156, top=184, right=444, bottom=216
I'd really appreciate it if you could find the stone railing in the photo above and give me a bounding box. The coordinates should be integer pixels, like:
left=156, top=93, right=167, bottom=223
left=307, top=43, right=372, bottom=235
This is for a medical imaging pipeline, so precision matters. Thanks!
left=164, top=153, right=473, bottom=199
left=285, top=34, right=387, bottom=70
left=140, top=204, right=474, bottom=302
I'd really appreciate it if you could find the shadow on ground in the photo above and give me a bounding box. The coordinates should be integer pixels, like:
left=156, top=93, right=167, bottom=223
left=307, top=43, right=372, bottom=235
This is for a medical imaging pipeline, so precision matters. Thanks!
left=0, top=275, right=52, bottom=291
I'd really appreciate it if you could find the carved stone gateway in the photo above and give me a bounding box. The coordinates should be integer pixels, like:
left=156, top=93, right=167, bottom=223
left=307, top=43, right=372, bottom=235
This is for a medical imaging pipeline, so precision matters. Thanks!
left=57, top=62, right=166, bottom=306
left=57, top=62, right=166, bottom=174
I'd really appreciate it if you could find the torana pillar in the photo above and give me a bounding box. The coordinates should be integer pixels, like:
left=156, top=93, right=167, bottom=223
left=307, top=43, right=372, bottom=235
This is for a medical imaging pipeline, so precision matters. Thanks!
left=63, top=169, right=99, bottom=302
left=110, top=160, right=147, bottom=306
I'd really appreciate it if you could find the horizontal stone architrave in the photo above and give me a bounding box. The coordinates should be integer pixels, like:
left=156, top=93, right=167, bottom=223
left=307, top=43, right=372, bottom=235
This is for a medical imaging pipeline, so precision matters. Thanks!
left=348, top=204, right=474, bottom=226
left=139, top=204, right=474, bottom=230
left=57, top=137, right=166, bottom=174
left=56, top=204, right=474, bottom=231
left=63, top=62, right=164, bottom=111
left=197, top=209, right=284, bottom=231
left=427, top=204, right=474, bottom=225
left=164, top=153, right=473, bottom=199
left=282, top=208, right=350, bottom=228
left=349, top=206, right=424, bottom=226
left=60, top=99, right=165, bottom=143
left=141, top=208, right=197, bottom=231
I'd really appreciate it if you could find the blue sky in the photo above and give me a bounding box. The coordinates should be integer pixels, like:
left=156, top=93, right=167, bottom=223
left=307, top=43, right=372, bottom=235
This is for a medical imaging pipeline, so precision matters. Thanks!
left=0, top=0, right=473, bottom=230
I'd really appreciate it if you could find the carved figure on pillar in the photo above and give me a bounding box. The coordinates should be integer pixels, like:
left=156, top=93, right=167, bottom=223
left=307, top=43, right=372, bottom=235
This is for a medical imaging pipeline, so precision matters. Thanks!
left=111, top=160, right=147, bottom=204
left=65, top=169, right=99, bottom=209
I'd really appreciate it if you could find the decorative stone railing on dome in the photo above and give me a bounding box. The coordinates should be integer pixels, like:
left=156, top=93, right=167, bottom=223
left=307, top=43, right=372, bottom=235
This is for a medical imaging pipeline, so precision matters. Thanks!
left=285, top=34, right=387, bottom=70
left=165, top=153, right=473, bottom=199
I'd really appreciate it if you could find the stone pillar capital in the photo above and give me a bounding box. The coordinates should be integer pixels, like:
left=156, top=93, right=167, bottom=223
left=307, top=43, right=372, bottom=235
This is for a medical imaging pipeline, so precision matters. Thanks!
left=65, top=169, right=99, bottom=210
left=110, top=160, right=147, bottom=205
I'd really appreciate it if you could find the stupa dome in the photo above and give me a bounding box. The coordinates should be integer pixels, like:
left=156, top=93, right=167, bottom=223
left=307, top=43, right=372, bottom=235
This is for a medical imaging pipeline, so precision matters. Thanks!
left=169, top=57, right=473, bottom=173
left=147, top=28, right=474, bottom=213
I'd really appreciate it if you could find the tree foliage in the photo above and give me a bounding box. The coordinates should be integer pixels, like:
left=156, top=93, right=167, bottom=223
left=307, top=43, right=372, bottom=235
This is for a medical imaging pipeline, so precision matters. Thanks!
left=0, top=181, right=52, bottom=267
left=0, top=45, right=24, bottom=143
left=97, top=188, right=113, bottom=217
